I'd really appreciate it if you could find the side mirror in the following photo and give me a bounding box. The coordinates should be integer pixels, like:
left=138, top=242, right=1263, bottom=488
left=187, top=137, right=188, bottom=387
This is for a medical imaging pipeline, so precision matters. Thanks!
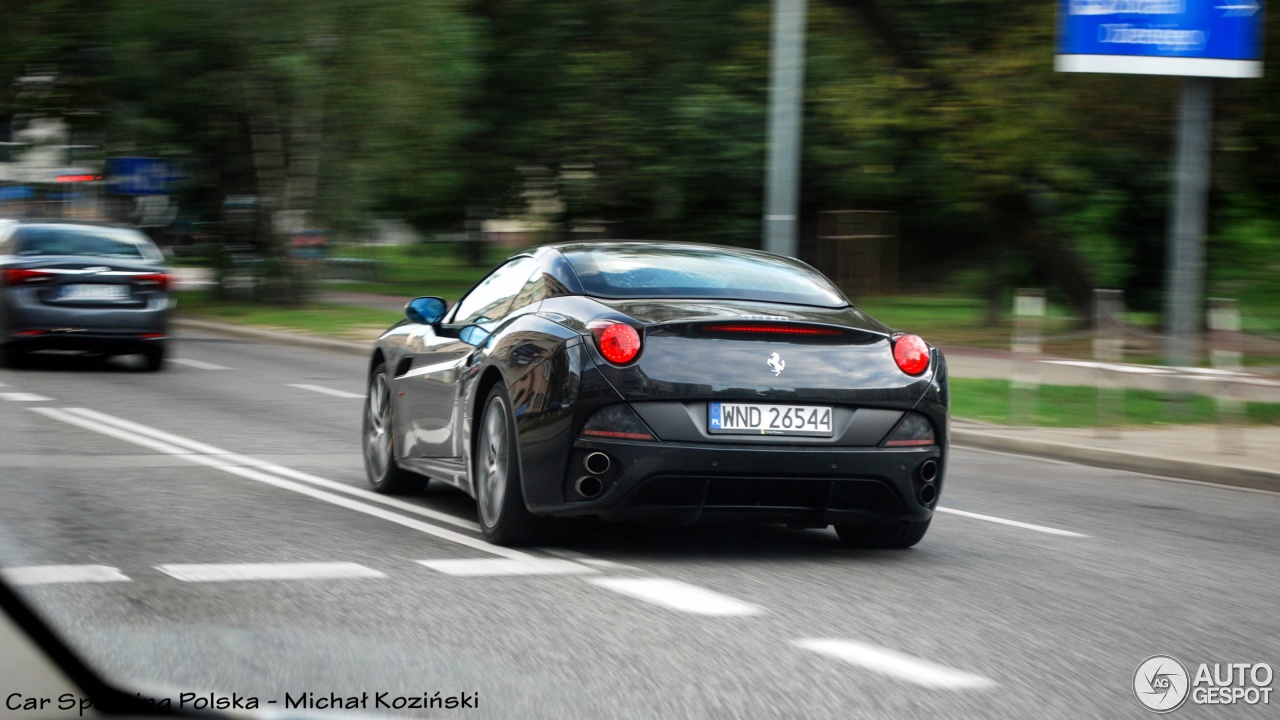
left=405, top=296, right=447, bottom=325
left=459, top=325, right=492, bottom=347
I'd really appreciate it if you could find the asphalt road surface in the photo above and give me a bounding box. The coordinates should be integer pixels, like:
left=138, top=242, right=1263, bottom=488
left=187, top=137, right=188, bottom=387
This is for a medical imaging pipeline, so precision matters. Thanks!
left=0, top=331, right=1276, bottom=719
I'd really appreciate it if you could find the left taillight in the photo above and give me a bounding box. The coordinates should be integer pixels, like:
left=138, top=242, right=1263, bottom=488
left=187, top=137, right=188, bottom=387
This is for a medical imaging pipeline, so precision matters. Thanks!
left=135, top=272, right=173, bottom=291
left=588, top=320, right=642, bottom=365
left=891, top=333, right=930, bottom=376
left=580, top=404, right=655, bottom=441
left=2, top=268, right=53, bottom=286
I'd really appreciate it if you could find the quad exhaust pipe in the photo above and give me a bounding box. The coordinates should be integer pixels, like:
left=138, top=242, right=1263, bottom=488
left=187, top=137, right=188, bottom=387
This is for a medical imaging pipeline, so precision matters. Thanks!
left=583, top=451, right=611, bottom=475
left=918, top=483, right=938, bottom=506
left=575, top=475, right=604, bottom=499
left=918, top=459, right=938, bottom=484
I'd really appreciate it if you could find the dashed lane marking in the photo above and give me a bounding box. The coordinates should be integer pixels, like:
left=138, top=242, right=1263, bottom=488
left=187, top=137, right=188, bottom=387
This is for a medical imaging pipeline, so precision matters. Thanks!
left=417, top=558, right=596, bottom=576
left=793, top=639, right=997, bottom=690
left=156, top=562, right=385, bottom=582
left=288, top=383, right=364, bottom=399
left=936, top=507, right=1089, bottom=537
left=1, top=392, right=52, bottom=402
left=2, top=565, right=130, bottom=585
left=168, top=358, right=230, bottom=370
left=588, top=577, right=765, bottom=616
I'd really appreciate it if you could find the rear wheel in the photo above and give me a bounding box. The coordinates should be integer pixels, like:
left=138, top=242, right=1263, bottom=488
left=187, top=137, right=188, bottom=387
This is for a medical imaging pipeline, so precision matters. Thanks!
left=0, top=347, right=29, bottom=369
left=474, top=384, right=540, bottom=545
left=835, top=519, right=931, bottom=549
left=141, top=343, right=166, bottom=372
left=363, top=363, right=427, bottom=494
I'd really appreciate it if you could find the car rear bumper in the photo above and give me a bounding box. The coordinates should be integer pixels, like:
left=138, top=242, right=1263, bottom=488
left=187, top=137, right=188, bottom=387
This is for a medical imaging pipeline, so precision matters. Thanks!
left=3, top=330, right=166, bottom=355
left=531, top=438, right=944, bottom=526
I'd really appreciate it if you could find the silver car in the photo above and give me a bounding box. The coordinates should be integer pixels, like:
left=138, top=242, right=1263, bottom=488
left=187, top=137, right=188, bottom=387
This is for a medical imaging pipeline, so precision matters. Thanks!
left=0, top=219, right=172, bottom=371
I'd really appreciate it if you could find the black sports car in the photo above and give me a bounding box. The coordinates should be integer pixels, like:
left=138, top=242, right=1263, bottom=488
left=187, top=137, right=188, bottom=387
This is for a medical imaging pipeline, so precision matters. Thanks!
left=363, top=242, right=947, bottom=548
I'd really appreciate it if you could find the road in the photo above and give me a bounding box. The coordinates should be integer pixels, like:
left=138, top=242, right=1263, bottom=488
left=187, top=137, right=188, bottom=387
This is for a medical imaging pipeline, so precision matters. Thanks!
left=0, top=331, right=1276, bottom=719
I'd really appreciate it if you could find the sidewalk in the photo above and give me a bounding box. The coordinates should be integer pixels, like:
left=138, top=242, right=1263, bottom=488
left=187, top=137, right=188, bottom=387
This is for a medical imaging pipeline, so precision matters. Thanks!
left=170, top=287, right=1280, bottom=493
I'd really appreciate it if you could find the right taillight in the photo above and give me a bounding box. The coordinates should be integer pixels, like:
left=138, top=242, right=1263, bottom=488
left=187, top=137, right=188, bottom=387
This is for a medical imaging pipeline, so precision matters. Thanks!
left=134, top=272, right=172, bottom=291
left=892, top=333, right=930, bottom=376
left=2, top=268, right=53, bottom=286
left=882, top=412, right=936, bottom=447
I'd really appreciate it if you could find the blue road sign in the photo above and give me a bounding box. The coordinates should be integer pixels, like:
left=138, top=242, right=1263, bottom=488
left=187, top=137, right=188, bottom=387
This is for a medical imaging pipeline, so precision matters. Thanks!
left=1057, top=0, right=1264, bottom=77
left=105, top=157, right=181, bottom=195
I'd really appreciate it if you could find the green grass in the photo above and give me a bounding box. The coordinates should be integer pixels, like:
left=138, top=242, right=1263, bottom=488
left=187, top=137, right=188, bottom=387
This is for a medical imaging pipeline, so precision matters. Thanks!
left=951, top=377, right=1280, bottom=427
left=176, top=291, right=401, bottom=339
left=323, top=243, right=516, bottom=300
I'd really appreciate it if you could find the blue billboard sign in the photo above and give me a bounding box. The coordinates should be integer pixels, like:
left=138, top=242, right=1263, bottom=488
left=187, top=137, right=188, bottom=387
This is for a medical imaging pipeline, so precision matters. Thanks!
left=1057, top=0, right=1264, bottom=77
left=105, top=157, right=181, bottom=195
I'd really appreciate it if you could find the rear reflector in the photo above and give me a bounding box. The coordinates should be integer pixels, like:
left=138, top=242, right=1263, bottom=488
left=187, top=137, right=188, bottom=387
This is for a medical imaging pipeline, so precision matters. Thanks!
left=581, top=404, right=655, bottom=441
left=702, top=323, right=842, bottom=336
left=14, top=329, right=48, bottom=336
left=882, top=412, right=936, bottom=447
left=138, top=333, right=167, bottom=340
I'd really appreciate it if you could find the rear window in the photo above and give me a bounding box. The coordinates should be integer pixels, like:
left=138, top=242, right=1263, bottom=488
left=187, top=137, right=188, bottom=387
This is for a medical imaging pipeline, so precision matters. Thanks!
left=15, top=225, right=163, bottom=262
left=562, top=244, right=848, bottom=307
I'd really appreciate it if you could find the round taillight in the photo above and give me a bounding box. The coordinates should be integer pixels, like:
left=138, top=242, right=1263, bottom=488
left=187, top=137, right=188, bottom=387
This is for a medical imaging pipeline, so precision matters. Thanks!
left=892, top=334, right=930, bottom=376
left=598, top=323, right=641, bottom=364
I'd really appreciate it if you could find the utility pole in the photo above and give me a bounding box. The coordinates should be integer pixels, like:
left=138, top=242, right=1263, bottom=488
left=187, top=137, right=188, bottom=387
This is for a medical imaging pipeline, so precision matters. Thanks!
left=763, top=0, right=806, bottom=258
left=1163, top=77, right=1214, bottom=370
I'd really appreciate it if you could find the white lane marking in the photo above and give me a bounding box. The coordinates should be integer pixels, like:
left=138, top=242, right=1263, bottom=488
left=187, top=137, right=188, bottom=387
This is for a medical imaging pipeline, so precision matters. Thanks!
left=538, top=547, right=638, bottom=572
left=2, top=565, right=130, bottom=585
left=793, top=639, right=996, bottom=690
left=288, top=383, right=364, bottom=399
left=31, top=407, right=531, bottom=561
left=59, top=407, right=481, bottom=532
left=1042, top=359, right=1174, bottom=375
left=157, top=562, right=384, bottom=582
left=418, top=558, right=595, bottom=576
left=588, top=578, right=765, bottom=616
left=168, top=358, right=230, bottom=370
left=936, top=507, right=1088, bottom=537
left=1, top=392, right=52, bottom=402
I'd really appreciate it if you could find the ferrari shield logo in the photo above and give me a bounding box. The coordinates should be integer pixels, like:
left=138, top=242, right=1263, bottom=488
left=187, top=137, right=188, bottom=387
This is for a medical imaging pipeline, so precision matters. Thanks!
left=767, top=352, right=785, bottom=376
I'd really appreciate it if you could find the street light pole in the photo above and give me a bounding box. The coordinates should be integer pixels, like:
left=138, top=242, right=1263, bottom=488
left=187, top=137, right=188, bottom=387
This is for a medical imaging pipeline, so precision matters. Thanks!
left=763, top=0, right=806, bottom=258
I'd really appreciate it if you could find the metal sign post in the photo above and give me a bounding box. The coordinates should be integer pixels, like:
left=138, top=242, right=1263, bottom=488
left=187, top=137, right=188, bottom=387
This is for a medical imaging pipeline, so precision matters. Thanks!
left=763, top=0, right=807, bottom=258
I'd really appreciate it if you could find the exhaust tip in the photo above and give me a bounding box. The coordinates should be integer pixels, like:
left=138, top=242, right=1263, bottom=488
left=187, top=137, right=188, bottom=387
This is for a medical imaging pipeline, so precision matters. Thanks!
left=918, top=483, right=938, bottom=506
left=919, top=459, right=938, bottom=484
left=575, top=475, right=604, bottom=499
left=583, top=451, right=611, bottom=476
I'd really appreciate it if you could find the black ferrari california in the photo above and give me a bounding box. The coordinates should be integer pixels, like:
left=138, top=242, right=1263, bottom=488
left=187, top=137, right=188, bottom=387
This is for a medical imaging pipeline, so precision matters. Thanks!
left=363, top=242, right=947, bottom=548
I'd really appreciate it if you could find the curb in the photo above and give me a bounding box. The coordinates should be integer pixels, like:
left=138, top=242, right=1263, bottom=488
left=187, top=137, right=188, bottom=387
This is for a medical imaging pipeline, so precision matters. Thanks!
left=173, top=318, right=371, bottom=357
left=952, top=428, right=1280, bottom=493
left=175, top=316, right=1279, bottom=494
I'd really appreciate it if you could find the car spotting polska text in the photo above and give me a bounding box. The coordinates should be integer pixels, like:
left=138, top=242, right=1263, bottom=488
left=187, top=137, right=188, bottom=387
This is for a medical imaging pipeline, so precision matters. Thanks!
left=121, top=690, right=480, bottom=711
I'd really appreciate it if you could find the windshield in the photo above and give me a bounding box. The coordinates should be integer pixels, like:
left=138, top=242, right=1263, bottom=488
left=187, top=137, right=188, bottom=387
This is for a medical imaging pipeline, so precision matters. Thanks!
left=562, top=244, right=849, bottom=307
left=14, top=226, right=163, bottom=262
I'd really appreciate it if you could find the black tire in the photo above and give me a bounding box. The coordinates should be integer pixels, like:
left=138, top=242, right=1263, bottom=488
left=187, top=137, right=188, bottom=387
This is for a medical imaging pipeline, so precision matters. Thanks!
left=141, top=343, right=167, bottom=372
left=474, top=384, right=541, bottom=545
left=835, top=519, right=931, bottom=549
left=363, top=363, right=428, bottom=494
left=0, top=347, right=29, bottom=369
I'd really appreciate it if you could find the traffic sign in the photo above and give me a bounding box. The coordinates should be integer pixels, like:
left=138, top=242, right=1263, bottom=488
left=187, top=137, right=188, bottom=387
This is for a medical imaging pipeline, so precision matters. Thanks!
left=105, top=157, right=181, bottom=195
left=1056, top=0, right=1264, bottom=78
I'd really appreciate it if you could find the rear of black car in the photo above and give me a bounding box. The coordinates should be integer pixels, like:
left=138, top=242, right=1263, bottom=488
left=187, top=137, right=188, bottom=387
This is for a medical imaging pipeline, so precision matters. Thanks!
left=518, top=243, right=948, bottom=547
left=0, top=221, right=172, bottom=370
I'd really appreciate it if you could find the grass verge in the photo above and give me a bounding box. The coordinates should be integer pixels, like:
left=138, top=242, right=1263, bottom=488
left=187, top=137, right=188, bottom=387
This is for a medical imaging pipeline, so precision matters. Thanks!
left=951, top=377, right=1280, bottom=427
left=176, top=291, right=400, bottom=340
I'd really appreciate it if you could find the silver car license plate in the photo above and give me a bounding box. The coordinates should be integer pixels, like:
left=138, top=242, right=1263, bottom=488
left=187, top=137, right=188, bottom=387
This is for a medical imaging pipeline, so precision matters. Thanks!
left=708, top=402, right=834, bottom=437
left=60, top=284, right=128, bottom=301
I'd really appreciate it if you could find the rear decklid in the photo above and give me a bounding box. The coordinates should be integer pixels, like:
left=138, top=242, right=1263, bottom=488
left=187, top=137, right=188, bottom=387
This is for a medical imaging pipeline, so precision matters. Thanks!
left=583, top=299, right=935, bottom=408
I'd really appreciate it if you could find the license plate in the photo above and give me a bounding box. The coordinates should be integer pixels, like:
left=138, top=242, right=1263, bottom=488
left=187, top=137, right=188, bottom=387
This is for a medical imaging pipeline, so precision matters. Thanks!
left=60, top=284, right=129, bottom=301
left=708, top=402, right=834, bottom=437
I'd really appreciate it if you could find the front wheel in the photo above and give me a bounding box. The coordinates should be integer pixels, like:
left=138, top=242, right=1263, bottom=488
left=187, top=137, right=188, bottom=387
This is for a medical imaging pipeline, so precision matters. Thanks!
left=835, top=519, right=931, bottom=549
left=363, top=363, right=427, bottom=494
left=474, top=384, right=540, bottom=545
